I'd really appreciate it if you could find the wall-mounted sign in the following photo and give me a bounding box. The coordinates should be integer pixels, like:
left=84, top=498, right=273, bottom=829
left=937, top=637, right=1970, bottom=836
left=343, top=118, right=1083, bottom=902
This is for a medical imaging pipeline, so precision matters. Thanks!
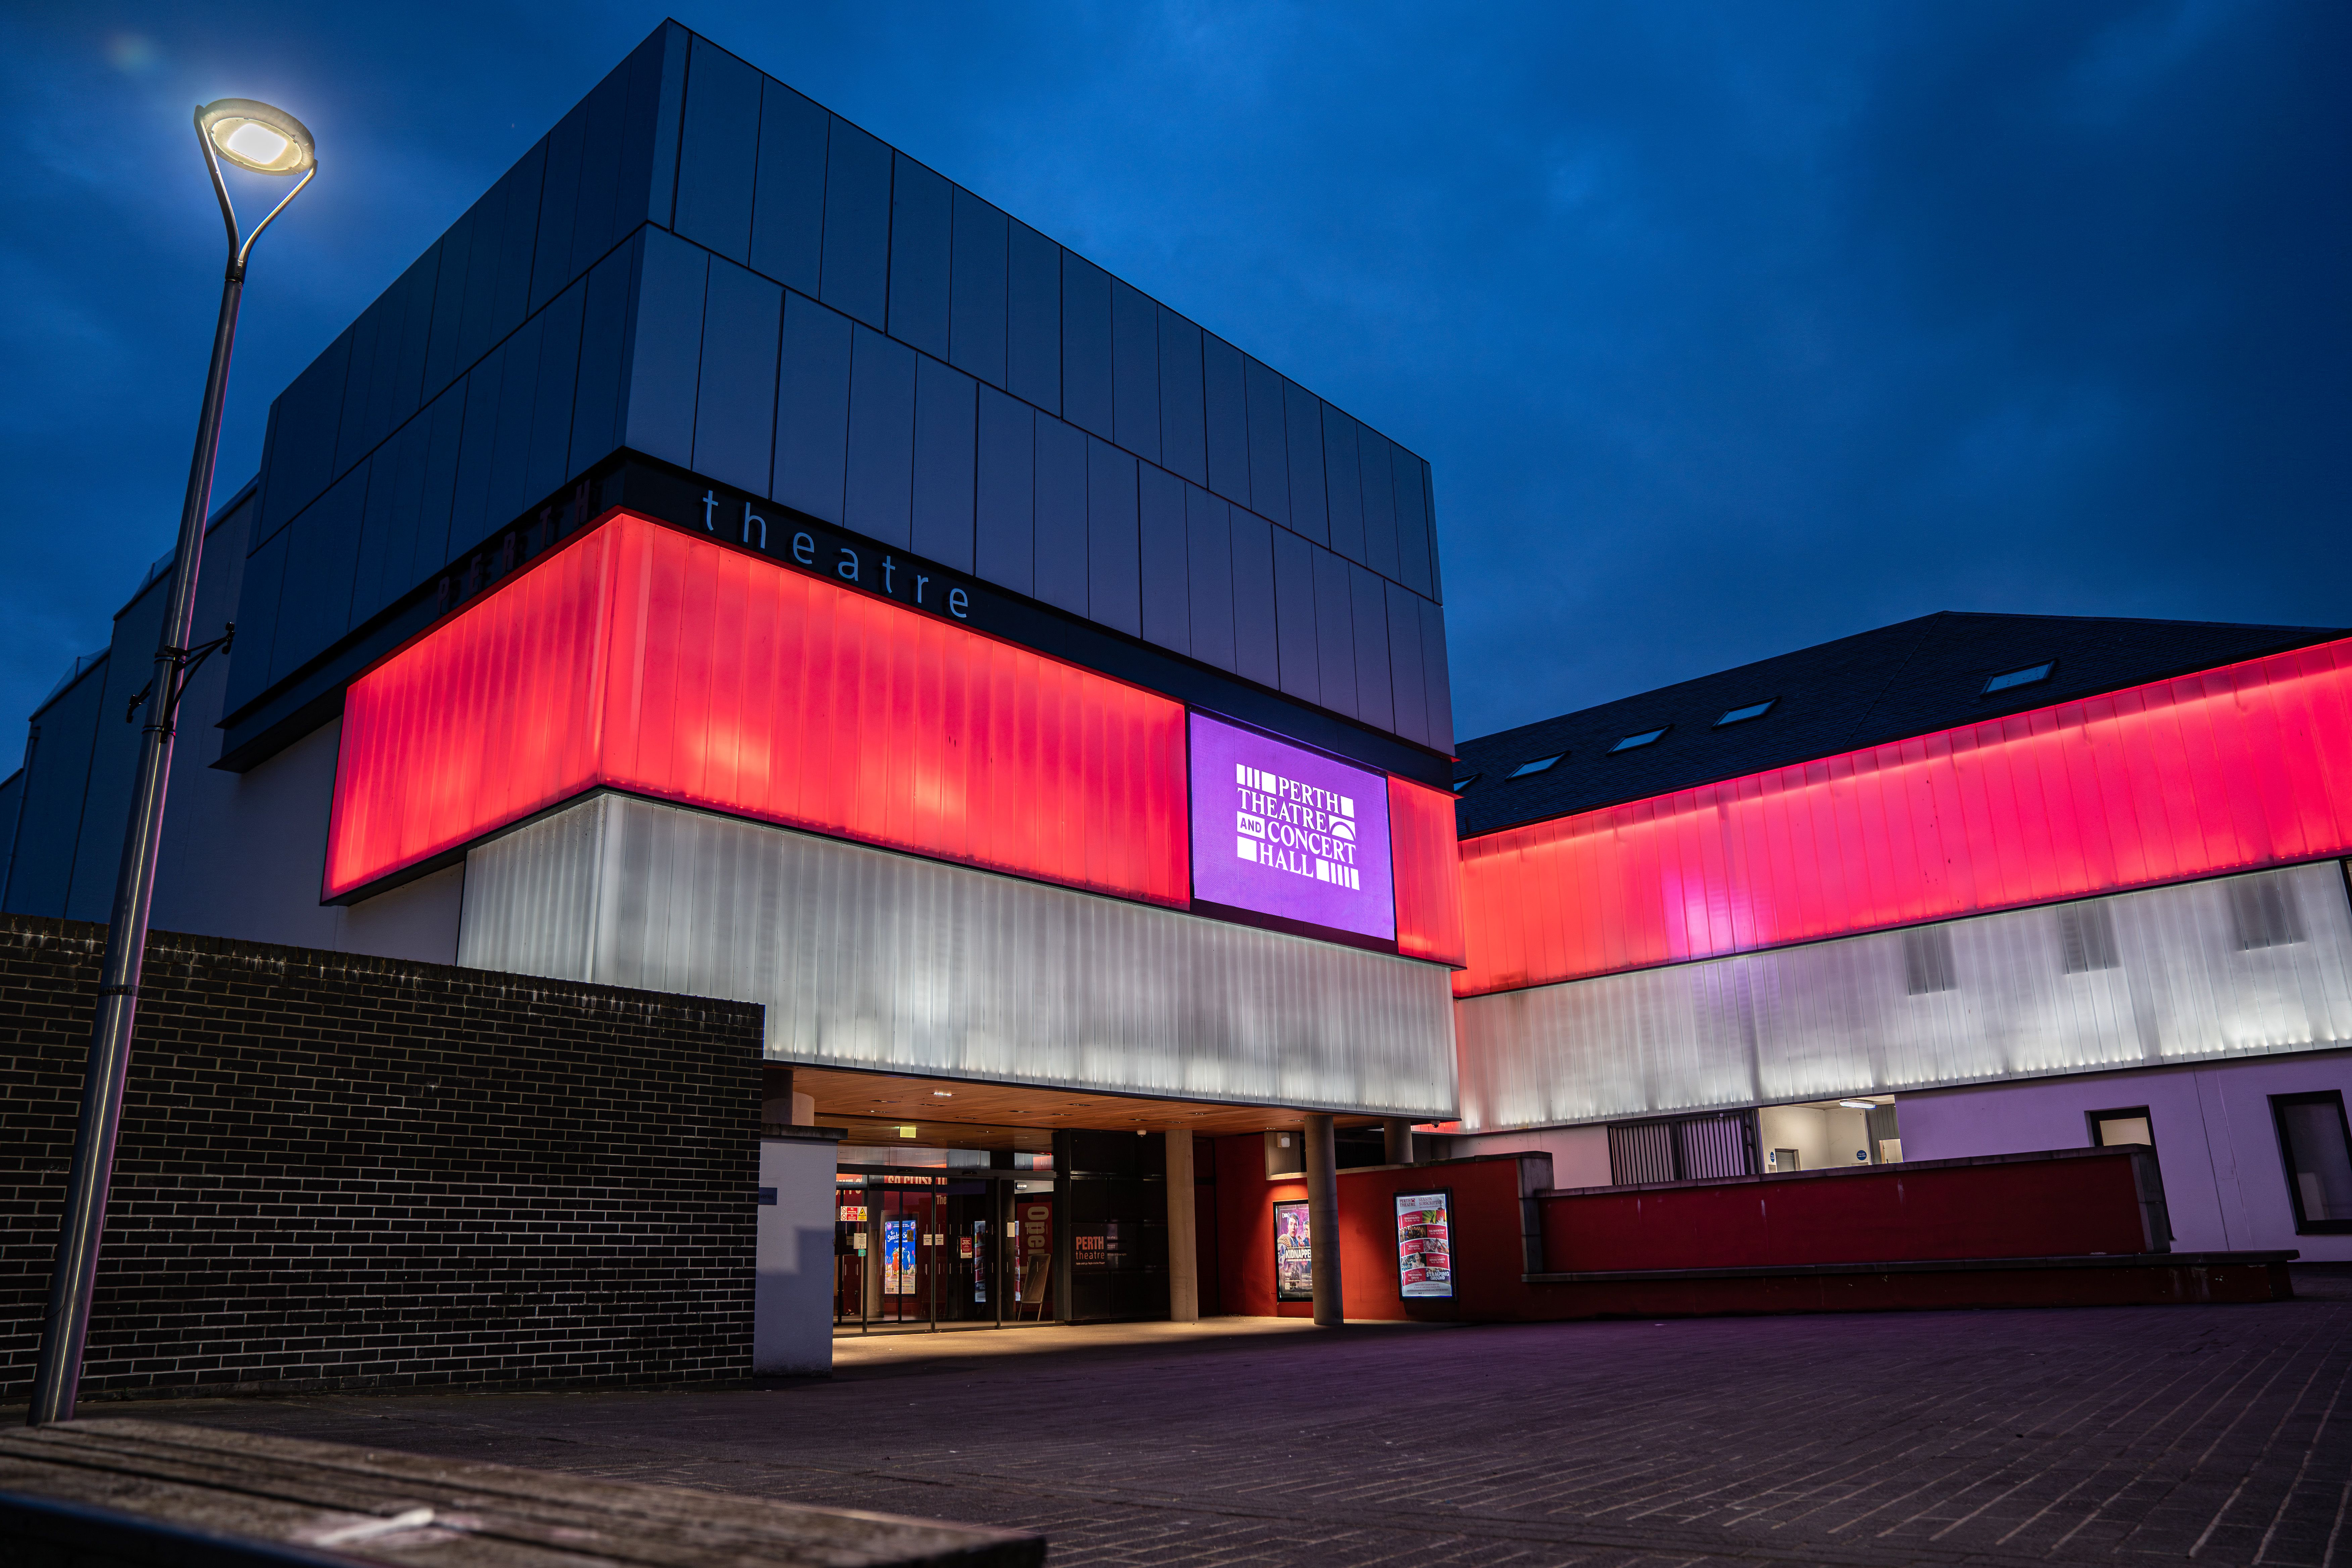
left=1395, top=1191, right=1453, bottom=1299
left=1191, top=715, right=1395, bottom=942
left=1274, top=1200, right=1314, bottom=1301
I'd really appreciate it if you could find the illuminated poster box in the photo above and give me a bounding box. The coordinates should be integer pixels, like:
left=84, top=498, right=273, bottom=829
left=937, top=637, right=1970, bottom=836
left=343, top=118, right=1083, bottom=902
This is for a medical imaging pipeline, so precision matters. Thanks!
left=1189, top=714, right=1395, bottom=943
left=1395, top=1191, right=1453, bottom=1299
left=1273, top=1200, right=1313, bottom=1301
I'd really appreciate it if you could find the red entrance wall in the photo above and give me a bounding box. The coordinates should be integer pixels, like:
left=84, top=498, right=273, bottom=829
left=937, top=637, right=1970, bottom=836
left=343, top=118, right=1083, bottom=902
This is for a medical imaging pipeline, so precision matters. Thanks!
left=1540, top=1148, right=2160, bottom=1272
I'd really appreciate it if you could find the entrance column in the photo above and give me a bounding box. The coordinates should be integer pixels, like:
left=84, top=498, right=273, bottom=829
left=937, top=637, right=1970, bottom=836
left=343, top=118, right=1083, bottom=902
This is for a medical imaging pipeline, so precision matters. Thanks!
left=1166, top=1130, right=1198, bottom=1321
left=1384, top=1118, right=1415, bottom=1166
left=1303, top=1114, right=1343, bottom=1327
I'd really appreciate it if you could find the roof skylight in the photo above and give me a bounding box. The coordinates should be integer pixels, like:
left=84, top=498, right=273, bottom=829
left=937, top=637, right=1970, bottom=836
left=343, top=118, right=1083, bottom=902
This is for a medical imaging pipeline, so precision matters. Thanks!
left=1451, top=773, right=1481, bottom=792
left=1982, top=661, right=2055, bottom=695
left=1715, top=699, right=1775, bottom=727
left=1611, top=727, right=1669, bottom=752
left=1508, top=753, right=1565, bottom=779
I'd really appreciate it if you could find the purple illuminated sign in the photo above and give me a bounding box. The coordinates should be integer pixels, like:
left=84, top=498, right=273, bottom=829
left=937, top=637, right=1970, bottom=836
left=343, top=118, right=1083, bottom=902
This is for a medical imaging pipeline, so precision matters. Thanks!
left=1188, top=713, right=1394, bottom=942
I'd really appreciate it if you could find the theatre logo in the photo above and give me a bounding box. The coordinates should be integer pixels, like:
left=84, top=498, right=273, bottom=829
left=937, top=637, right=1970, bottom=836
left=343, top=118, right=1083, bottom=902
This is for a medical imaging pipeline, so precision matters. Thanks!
left=1231, top=764, right=1363, bottom=891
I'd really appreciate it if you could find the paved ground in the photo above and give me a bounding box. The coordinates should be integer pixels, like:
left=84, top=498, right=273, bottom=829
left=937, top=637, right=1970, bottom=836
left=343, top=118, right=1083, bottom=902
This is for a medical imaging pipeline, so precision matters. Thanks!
left=118, top=1274, right=2352, bottom=1567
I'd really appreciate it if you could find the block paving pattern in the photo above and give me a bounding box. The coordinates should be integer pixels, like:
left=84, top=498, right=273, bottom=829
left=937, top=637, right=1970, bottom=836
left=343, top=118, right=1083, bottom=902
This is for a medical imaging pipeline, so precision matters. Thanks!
left=0, top=915, right=763, bottom=1401
left=142, top=1278, right=2352, bottom=1566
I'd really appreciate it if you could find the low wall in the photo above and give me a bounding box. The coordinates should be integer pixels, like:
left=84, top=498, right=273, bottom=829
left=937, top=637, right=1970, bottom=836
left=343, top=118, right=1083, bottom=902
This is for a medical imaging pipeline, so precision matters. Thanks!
left=1539, top=1146, right=2168, bottom=1273
left=0, top=916, right=764, bottom=1402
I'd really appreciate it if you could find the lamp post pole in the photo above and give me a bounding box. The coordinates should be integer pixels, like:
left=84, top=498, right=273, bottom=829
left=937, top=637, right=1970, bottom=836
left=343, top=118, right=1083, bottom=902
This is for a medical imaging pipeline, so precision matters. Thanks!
left=26, top=101, right=315, bottom=1427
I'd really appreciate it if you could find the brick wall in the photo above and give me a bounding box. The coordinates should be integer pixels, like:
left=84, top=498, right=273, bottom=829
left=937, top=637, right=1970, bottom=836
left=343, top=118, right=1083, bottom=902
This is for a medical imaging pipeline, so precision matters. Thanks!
left=0, top=916, right=763, bottom=1401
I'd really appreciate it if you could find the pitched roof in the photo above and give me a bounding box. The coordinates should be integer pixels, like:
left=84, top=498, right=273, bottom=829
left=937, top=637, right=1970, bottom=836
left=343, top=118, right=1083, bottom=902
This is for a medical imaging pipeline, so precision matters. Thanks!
left=1453, top=611, right=2346, bottom=838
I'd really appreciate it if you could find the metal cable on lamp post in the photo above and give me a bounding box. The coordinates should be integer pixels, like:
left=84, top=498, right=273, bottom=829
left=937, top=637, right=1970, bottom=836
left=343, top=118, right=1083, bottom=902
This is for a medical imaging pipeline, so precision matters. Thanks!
left=26, top=100, right=316, bottom=1427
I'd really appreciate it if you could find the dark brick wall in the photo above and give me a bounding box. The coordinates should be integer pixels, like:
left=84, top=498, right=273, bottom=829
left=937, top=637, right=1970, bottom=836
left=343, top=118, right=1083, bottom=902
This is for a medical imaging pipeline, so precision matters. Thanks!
left=0, top=916, right=764, bottom=1402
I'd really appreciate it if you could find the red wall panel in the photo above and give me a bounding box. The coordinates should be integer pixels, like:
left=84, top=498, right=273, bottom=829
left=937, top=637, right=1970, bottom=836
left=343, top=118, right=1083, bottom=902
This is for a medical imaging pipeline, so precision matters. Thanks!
left=1458, top=638, right=2352, bottom=996
left=1388, top=775, right=1467, bottom=966
left=1538, top=1151, right=2153, bottom=1271
left=327, top=512, right=1190, bottom=906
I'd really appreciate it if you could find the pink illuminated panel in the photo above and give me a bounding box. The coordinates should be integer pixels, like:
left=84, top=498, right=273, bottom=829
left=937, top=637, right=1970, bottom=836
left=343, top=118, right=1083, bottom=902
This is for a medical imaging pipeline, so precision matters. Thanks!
left=327, top=513, right=1190, bottom=907
left=1389, top=774, right=1467, bottom=967
left=1457, top=638, right=2352, bottom=997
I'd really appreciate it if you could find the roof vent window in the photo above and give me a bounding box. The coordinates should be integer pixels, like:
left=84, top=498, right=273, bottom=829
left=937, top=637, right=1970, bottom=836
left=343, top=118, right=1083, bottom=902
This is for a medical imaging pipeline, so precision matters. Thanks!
left=1982, top=661, right=2055, bottom=696
left=1715, top=700, right=1775, bottom=727
left=1610, top=727, right=1669, bottom=752
left=1451, top=773, right=1481, bottom=793
left=1508, top=753, right=1565, bottom=779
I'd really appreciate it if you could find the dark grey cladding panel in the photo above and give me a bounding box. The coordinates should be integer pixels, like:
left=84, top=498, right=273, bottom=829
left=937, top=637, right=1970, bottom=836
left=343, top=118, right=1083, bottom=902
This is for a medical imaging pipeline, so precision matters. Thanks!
left=569, top=50, right=633, bottom=280
left=447, top=347, right=505, bottom=549
left=1390, top=438, right=1433, bottom=599
left=974, top=384, right=1034, bottom=595
left=1137, top=463, right=1187, bottom=657
left=844, top=326, right=916, bottom=550
left=1349, top=560, right=1393, bottom=735
left=484, top=310, right=545, bottom=528
left=912, top=356, right=977, bottom=573
left=888, top=156, right=951, bottom=360
left=1384, top=581, right=1428, bottom=749
left=1086, top=438, right=1140, bottom=637
left=490, top=145, right=546, bottom=349
left=1284, top=383, right=1328, bottom=549
left=1323, top=406, right=1365, bottom=566
left=254, top=329, right=349, bottom=544
left=673, top=34, right=761, bottom=264
left=1423, top=461, right=1444, bottom=604
left=271, top=461, right=369, bottom=689
left=773, top=289, right=852, bottom=524
left=1202, top=332, right=1247, bottom=505
left=1270, top=526, right=1318, bottom=704
left=1312, top=545, right=1357, bottom=719
left=350, top=414, right=423, bottom=629
left=749, top=80, right=825, bottom=293
left=1358, top=423, right=1399, bottom=581
left=220, top=524, right=285, bottom=718
left=1158, top=309, right=1206, bottom=486
left=0, top=652, right=107, bottom=917
left=415, top=382, right=467, bottom=578
left=570, top=241, right=635, bottom=487
left=819, top=116, right=891, bottom=329
left=332, top=292, right=385, bottom=479
left=950, top=190, right=1008, bottom=388
left=1419, top=595, right=1454, bottom=749
left=1006, top=219, right=1060, bottom=414
left=531, top=100, right=585, bottom=312
left=1242, top=354, right=1289, bottom=529
left=621, top=227, right=708, bottom=471
left=1033, top=415, right=1087, bottom=616
left=419, top=208, right=474, bottom=398
left=1111, top=279, right=1159, bottom=464
left=1229, top=505, right=1278, bottom=691
left=692, top=260, right=782, bottom=496
left=1060, top=253, right=1114, bottom=441
left=1184, top=482, right=1234, bottom=673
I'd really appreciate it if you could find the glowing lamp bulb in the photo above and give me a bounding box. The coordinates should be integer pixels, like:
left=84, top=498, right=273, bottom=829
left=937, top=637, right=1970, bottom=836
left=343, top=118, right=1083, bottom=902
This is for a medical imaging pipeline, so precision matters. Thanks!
left=197, top=98, right=316, bottom=174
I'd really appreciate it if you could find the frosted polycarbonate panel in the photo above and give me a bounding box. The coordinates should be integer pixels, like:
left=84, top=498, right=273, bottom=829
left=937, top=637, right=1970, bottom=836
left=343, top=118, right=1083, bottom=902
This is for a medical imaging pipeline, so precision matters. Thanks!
left=1454, top=864, right=2352, bottom=1133
left=462, top=793, right=1459, bottom=1118
left=1459, top=636, right=2352, bottom=998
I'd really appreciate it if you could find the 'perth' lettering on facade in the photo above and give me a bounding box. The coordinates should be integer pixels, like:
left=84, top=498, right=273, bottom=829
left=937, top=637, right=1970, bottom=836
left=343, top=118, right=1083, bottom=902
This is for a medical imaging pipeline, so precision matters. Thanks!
left=1231, top=763, right=1364, bottom=891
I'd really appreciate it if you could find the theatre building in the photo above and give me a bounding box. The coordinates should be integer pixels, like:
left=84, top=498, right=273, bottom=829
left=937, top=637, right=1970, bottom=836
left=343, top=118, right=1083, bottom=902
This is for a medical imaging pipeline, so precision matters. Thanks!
left=0, top=22, right=1466, bottom=1334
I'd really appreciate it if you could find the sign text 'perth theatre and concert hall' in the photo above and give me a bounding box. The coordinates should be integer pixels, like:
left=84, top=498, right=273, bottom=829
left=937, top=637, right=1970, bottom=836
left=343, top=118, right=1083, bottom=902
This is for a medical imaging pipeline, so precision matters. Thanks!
left=1188, top=714, right=1395, bottom=942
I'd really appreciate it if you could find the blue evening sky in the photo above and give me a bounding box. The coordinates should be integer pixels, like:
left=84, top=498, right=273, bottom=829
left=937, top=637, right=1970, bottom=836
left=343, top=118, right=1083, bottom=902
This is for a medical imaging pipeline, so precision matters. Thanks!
left=2, top=2, right=2344, bottom=748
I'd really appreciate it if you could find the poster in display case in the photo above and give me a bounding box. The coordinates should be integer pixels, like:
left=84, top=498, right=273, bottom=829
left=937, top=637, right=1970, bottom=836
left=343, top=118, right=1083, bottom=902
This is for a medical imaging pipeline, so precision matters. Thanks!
left=1395, top=1191, right=1454, bottom=1299
left=1273, top=1200, right=1313, bottom=1301
left=883, top=1217, right=916, bottom=1294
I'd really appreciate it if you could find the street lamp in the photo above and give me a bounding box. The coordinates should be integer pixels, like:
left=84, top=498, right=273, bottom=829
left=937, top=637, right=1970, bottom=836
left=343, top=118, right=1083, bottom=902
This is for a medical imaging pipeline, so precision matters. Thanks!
left=26, top=99, right=316, bottom=1427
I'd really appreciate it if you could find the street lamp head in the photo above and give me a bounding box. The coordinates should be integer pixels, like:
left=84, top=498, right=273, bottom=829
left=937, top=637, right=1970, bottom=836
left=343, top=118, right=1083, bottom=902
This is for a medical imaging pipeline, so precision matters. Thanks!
left=197, top=99, right=314, bottom=175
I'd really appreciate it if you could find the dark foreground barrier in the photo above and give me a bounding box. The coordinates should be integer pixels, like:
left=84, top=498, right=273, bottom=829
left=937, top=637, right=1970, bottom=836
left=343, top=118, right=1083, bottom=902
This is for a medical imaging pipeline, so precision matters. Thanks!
left=0, top=1419, right=1041, bottom=1568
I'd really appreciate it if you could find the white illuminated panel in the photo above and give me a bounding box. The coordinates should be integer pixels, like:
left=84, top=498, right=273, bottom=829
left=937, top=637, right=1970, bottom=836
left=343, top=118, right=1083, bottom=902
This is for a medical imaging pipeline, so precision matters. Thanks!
left=460, top=792, right=1459, bottom=1118
left=1455, top=863, right=2352, bottom=1133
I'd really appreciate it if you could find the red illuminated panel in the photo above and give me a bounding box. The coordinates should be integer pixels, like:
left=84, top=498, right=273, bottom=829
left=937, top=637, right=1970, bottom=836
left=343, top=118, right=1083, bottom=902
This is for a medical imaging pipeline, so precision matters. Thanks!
left=1388, top=775, right=1467, bottom=967
left=326, top=512, right=1190, bottom=907
left=1457, top=638, right=2352, bottom=997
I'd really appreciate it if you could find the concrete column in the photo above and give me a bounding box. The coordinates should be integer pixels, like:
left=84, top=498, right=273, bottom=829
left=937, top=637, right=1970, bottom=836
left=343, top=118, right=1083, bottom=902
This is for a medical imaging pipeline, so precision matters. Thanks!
left=1166, top=1130, right=1198, bottom=1321
left=1384, top=1118, right=1415, bottom=1166
left=1303, top=1113, right=1343, bottom=1326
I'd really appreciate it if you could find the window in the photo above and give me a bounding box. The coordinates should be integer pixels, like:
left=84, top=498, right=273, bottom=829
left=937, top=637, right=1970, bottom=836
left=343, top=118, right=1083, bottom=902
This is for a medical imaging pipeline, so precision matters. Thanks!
left=1902, top=925, right=1957, bottom=994
left=1981, top=661, right=2055, bottom=695
left=1507, top=753, right=1564, bottom=779
left=1715, top=699, right=1775, bottom=727
left=2270, top=1092, right=2352, bottom=1233
left=2058, top=901, right=2120, bottom=972
left=1610, top=727, right=1669, bottom=752
left=2229, top=872, right=2306, bottom=951
left=1450, top=773, right=1481, bottom=793
left=2088, top=1107, right=2153, bottom=1148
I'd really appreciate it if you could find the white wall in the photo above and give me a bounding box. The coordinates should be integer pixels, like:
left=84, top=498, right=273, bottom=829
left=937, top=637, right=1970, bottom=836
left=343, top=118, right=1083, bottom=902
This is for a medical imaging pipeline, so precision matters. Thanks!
left=756, top=1136, right=840, bottom=1374
left=1450, top=1123, right=1610, bottom=1189
left=1900, top=1050, right=2352, bottom=1260
left=151, top=713, right=463, bottom=965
